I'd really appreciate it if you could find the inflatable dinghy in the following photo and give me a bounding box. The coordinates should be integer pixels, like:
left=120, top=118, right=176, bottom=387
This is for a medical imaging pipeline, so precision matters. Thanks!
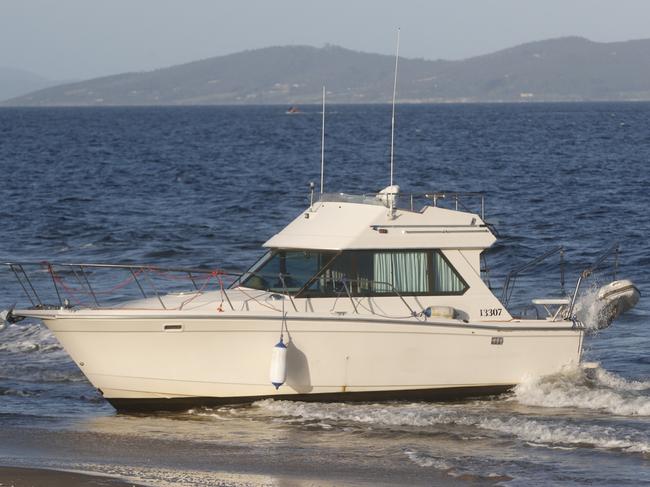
left=594, top=279, right=640, bottom=329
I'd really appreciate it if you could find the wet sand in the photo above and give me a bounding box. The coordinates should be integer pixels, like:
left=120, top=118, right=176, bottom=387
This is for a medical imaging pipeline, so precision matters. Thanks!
left=0, top=466, right=142, bottom=486
left=0, top=423, right=490, bottom=486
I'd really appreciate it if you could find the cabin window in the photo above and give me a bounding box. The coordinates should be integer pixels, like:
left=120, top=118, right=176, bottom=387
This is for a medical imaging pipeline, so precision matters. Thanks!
left=240, top=249, right=468, bottom=297
left=304, top=249, right=467, bottom=297
left=240, top=250, right=335, bottom=293
left=432, top=251, right=467, bottom=293
left=373, top=251, right=429, bottom=293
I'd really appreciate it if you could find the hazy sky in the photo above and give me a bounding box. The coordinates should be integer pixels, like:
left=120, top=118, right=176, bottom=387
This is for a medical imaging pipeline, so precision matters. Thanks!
left=3, top=0, right=650, bottom=80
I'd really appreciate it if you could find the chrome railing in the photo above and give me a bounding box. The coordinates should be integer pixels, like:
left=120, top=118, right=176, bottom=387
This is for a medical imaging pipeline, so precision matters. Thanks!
left=501, top=246, right=565, bottom=307
left=318, top=191, right=486, bottom=220
left=2, top=262, right=423, bottom=319
left=566, top=243, right=620, bottom=319
left=2, top=261, right=242, bottom=311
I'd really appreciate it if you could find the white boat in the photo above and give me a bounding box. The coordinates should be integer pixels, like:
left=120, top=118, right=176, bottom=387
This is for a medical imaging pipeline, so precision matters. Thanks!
left=1, top=186, right=639, bottom=411
left=0, top=36, right=639, bottom=412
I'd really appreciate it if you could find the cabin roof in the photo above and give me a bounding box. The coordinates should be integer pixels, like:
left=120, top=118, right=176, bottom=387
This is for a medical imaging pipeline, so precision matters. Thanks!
left=264, top=197, right=496, bottom=251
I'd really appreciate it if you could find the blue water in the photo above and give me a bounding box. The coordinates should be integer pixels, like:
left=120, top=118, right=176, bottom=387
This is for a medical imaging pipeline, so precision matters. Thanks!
left=0, top=104, right=648, bottom=485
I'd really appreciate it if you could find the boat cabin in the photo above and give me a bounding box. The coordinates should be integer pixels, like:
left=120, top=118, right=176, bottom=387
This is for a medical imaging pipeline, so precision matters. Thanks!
left=238, top=189, right=511, bottom=321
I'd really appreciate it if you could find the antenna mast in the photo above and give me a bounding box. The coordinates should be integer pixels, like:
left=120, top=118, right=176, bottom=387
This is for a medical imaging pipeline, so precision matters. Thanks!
left=390, top=28, right=400, bottom=187
left=320, top=86, right=326, bottom=194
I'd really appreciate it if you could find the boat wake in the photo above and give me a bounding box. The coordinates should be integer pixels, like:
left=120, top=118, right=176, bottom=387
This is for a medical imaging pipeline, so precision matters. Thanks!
left=229, top=363, right=650, bottom=455
left=249, top=397, right=649, bottom=454
left=512, top=364, right=650, bottom=416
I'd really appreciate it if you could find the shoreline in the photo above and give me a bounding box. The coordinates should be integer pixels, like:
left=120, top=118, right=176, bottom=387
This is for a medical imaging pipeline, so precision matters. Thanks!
left=0, top=466, right=143, bottom=487
left=0, top=423, right=487, bottom=487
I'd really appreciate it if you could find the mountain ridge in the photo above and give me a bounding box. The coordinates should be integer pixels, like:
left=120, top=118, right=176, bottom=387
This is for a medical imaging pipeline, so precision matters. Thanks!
left=0, top=67, right=60, bottom=102
left=6, top=36, right=650, bottom=106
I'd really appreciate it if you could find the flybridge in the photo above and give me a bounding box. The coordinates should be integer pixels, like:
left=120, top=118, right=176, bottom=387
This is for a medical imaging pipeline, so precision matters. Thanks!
left=318, top=190, right=486, bottom=220
left=264, top=187, right=495, bottom=252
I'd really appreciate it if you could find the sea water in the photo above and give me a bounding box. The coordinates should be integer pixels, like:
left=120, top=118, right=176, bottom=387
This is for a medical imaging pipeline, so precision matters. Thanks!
left=0, top=104, right=648, bottom=485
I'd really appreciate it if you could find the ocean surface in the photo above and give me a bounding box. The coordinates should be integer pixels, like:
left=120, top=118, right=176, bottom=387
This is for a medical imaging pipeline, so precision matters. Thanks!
left=0, top=103, right=648, bottom=486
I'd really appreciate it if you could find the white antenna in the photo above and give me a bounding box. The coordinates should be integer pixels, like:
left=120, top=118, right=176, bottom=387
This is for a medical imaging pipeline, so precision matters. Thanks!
left=320, top=85, right=326, bottom=194
left=389, top=28, right=400, bottom=187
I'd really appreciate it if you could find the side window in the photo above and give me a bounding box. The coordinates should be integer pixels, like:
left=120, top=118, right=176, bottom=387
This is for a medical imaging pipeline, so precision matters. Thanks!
left=250, top=249, right=470, bottom=297
left=373, top=251, right=429, bottom=294
left=431, top=251, right=467, bottom=294
left=305, top=249, right=467, bottom=296
left=310, top=252, right=354, bottom=294
left=241, top=250, right=333, bottom=292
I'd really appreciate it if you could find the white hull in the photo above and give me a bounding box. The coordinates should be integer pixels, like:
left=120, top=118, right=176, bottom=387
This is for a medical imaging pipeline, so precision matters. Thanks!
left=40, top=312, right=583, bottom=410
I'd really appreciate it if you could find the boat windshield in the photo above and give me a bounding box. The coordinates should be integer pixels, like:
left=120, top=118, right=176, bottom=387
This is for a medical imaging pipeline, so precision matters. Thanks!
left=239, top=250, right=337, bottom=293
left=239, top=249, right=468, bottom=297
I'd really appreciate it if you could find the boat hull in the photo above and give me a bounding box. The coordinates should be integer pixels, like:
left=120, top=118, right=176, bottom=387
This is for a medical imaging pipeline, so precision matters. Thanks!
left=40, top=313, right=583, bottom=412
left=107, top=385, right=515, bottom=412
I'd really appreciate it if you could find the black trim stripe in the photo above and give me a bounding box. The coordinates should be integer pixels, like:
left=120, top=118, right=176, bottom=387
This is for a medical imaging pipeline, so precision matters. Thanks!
left=106, top=385, right=514, bottom=412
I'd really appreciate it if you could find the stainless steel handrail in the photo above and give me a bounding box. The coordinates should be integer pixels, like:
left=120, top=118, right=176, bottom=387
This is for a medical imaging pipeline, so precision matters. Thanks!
left=566, top=243, right=620, bottom=319
left=325, top=277, right=420, bottom=318
left=3, top=262, right=442, bottom=319
left=319, top=191, right=486, bottom=220
left=2, top=261, right=243, bottom=310
left=2, top=261, right=243, bottom=275
left=501, top=246, right=565, bottom=307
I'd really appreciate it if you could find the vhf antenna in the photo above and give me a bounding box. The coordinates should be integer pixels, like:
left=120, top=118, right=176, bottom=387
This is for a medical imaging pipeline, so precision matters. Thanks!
left=320, top=85, right=326, bottom=194
left=389, top=28, right=400, bottom=187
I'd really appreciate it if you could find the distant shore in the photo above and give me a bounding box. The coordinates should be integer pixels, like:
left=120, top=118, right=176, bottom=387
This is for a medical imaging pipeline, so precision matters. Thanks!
left=3, top=99, right=650, bottom=108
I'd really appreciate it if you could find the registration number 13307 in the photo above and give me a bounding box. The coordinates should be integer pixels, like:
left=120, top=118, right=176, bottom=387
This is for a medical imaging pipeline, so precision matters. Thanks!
left=480, top=308, right=503, bottom=317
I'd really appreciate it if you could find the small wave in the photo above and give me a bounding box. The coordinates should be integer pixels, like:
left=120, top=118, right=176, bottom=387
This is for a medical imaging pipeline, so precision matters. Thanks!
left=0, top=387, right=38, bottom=397
left=0, top=340, right=41, bottom=353
left=403, top=449, right=452, bottom=469
left=513, top=365, right=650, bottom=416
left=187, top=408, right=235, bottom=421
left=253, top=399, right=650, bottom=454
left=479, top=416, right=649, bottom=453
left=403, top=449, right=513, bottom=482
left=593, top=367, right=650, bottom=391
left=255, top=399, right=457, bottom=427
left=0, top=323, right=63, bottom=355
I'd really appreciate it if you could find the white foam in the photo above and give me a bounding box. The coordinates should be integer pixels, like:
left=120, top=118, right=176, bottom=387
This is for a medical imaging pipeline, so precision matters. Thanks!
left=403, top=449, right=452, bottom=469
left=186, top=409, right=234, bottom=421
left=255, top=399, right=456, bottom=427
left=477, top=416, right=649, bottom=453
left=513, top=365, right=650, bottom=416
left=0, top=323, right=63, bottom=355
left=594, top=367, right=650, bottom=391
left=253, top=397, right=650, bottom=454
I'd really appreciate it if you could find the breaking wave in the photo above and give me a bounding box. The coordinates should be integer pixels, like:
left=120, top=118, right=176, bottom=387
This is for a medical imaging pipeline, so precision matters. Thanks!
left=513, top=364, right=650, bottom=416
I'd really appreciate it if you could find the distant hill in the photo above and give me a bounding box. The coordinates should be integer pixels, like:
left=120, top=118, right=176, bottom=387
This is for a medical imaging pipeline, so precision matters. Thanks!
left=6, top=37, right=650, bottom=106
left=0, top=67, right=61, bottom=102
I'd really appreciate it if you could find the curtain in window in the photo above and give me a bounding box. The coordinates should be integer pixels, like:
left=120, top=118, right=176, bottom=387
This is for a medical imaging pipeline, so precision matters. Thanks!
left=432, top=252, right=465, bottom=293
left=373, top=251, right=428, bottom=293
